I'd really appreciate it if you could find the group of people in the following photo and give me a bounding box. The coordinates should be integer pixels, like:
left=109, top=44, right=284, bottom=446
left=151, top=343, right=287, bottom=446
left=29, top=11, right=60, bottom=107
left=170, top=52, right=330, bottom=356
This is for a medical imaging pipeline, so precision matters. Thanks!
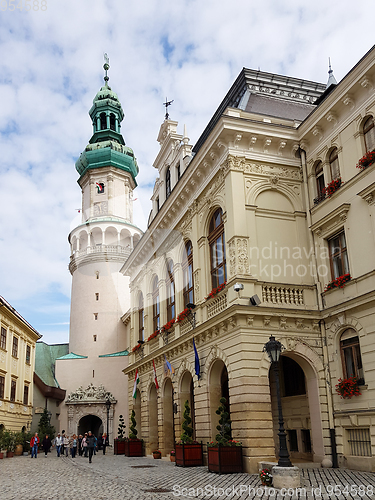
left=29, top=431, right=109, bottom=463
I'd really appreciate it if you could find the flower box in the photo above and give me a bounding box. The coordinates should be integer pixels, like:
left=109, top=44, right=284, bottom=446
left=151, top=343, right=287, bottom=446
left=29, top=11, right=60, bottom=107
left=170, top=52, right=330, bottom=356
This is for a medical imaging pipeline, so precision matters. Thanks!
left=124, top=439, right=143, bottom=457
left=205, top=282, right=227, bottom=301
left=161, top=319, right=175, bottom=332
left=207, top=444, right=243, bottom=474
left=147, top=330, right=159, bottom=342
left=175, top=443, right=203, bottom=467
left=153, top=450, right=161, bottom=459
left=113, top=439, right=126, bottom=455
left=323, top=177, right=341, bottom=197
left=336, top=376, right=361, bottom=399
left=356, top=151, right=375, bottom=170
left=177, top=308, right=191, bottom=323
left=324, top=274, right=350, bottom=291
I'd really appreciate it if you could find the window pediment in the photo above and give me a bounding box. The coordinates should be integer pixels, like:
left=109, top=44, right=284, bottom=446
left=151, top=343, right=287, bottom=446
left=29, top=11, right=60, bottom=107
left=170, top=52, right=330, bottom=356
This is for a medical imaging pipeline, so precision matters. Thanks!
left=310, top=203, right=350, bottom=238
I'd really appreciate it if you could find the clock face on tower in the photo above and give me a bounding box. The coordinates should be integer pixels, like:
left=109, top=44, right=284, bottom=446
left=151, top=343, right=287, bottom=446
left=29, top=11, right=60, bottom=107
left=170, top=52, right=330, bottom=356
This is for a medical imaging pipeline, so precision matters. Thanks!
left=94, top=201, right=108, bottom=216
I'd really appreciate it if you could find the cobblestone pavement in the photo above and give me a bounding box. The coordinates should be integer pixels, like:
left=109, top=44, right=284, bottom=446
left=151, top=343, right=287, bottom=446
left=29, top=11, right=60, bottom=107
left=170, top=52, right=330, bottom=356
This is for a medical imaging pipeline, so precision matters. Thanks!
left=0, top=450, right=374, bottom=500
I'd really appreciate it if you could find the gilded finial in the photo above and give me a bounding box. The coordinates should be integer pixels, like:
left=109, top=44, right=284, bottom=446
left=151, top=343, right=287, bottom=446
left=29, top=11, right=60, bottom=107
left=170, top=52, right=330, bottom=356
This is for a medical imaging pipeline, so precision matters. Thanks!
left=103, top=53, right=110, bottom=84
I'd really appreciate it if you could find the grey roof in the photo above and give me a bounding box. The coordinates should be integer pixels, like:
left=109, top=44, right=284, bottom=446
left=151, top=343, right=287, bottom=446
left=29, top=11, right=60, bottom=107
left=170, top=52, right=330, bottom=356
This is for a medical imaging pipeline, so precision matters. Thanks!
left=244, top=93, right=315, bottom=122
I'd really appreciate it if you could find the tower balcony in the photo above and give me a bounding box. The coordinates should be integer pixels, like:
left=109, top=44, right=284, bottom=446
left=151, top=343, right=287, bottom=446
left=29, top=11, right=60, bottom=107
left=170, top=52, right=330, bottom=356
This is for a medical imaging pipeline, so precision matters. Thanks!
left=69, top=244, right=132, bottom=273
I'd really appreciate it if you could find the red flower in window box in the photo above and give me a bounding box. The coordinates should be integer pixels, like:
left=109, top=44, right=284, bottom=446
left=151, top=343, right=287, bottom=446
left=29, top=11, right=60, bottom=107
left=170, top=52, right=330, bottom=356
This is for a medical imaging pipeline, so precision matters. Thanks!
left=356, top=151, right=375, bottom=170
left=161, top=319, right=175, bottom=333
left=335, top=376, right=361, bottom=399
left=324, top=274, right=350, bottom=291
left=147, top=330, right=159, bottom=342
left=177, top=308, right=190, bottom=323
left=132, top=343, right=142, bottom=353
left=205, top=282, right=227, bottom=301
left=323, top=177, right=342, bottom=197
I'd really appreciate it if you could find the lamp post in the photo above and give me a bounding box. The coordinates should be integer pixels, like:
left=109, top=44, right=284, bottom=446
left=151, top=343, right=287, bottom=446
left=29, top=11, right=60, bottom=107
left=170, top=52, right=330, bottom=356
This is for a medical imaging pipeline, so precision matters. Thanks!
left=105, top=398, right=112, bottom=442
left=263, top=335, right=292, bottom=467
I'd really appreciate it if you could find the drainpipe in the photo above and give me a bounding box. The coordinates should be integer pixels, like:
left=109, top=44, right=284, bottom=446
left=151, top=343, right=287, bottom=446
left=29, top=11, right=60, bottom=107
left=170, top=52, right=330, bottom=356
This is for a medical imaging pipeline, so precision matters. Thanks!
left=299, top=147, right=337, bottom=467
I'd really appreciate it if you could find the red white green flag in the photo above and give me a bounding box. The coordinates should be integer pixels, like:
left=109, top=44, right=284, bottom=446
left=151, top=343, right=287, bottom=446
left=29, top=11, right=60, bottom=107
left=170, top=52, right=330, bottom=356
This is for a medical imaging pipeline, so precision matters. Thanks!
left=132, top=369, right=139, bottom=399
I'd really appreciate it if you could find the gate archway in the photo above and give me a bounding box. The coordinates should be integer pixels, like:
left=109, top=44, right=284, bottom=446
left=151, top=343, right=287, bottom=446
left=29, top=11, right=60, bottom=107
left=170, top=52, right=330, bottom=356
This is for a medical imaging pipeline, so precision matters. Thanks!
left=78, top=414, right=103, bottom=437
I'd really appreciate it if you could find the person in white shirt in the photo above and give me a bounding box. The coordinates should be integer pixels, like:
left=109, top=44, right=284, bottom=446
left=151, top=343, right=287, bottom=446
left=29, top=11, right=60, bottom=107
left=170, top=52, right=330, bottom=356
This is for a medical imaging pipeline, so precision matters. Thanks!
left=53, top=433, right=63, bottom=457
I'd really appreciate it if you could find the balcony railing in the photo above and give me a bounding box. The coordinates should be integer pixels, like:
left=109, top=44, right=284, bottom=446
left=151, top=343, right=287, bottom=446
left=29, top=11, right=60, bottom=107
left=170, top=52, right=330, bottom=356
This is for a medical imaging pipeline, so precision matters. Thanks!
left=71, top=244, right=131, bottom=259
left=207, top=291, right=228, bottom=319
left=262, top=285, right=304, bottom=305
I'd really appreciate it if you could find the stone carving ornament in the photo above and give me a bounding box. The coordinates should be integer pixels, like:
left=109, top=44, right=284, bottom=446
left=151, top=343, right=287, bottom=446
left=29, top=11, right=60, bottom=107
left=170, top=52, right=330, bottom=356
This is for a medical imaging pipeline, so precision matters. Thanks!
left=66, top=383, right=116, bottom=403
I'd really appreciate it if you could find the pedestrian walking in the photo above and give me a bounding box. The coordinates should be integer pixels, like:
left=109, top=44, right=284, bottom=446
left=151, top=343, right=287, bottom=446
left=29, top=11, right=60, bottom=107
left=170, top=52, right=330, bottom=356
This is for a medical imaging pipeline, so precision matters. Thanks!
left=53, top=433, right=63, bottom=457
left=86, top=431, right=96, bottom=463
left=63, top=434, right=69, bottom=456
left=102, top=433, right=109, bottom=455
left=42, top=434, right=52, bottom=457
left=82, top=433, right=88, bottom=457
left=30, top=432, right=40, bottom=458
left=78, top=434, right=83, bottom=456
left=69, top=434, right=77, bottom=458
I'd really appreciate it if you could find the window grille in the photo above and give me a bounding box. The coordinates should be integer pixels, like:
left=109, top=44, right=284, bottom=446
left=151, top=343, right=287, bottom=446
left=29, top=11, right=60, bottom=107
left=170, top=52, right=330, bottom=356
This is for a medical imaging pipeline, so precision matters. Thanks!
left=347, top=428, right=372, bottom=457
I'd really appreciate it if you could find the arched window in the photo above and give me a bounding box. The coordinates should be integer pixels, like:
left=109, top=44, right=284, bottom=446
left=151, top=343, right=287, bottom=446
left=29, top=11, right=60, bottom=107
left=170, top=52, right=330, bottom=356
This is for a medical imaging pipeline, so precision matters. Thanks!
left=166, top=260, right=175, bottom=322
left=166, top=168, right=171, bottom=199
left=329, top=148, right=340, bottom=180
left=328, top=230, right=349, bottom=279
left=183, top=241, right=194, bottom=306
left=364, top=116, right=375, bottom=153
left=315, top=161, right=325, bottom=203
left=100, top=113, right=107, bottom=130
left=208, top=208, right=226, bottom=289
left=152, top=277, right=160, bottom=332
left=109, top=113, right=116, bottom=131
left=340, top=329, right=364, bottom=385
left=138, top=293, right=144, bottom=342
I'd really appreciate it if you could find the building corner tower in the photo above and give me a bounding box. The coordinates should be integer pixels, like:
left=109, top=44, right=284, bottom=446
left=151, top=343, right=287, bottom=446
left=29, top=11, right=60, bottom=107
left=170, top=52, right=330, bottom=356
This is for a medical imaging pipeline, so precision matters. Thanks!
left=55, top=56, right=142, bottom=437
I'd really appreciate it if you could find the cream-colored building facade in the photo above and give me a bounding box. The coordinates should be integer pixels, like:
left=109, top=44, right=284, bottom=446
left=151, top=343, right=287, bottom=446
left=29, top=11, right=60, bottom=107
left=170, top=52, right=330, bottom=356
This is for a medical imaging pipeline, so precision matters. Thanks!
left=0, top=296, right=41, bottom=431
left=121, top=46, right=375, bottom=473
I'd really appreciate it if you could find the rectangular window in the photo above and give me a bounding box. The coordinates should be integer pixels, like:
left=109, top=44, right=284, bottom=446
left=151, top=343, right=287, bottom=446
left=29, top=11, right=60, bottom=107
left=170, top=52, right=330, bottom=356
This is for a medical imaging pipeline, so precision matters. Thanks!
left=94, top=313, right=98, bottom=320
left=302, top=429, right=312, bottom=453
left=23, top=385, right=29, bottom=405
left=26, top=345, right=31, bottom=364
left=95, top=293, right=99, bottom=301
left=0, top=327, right=6, bottom=350
left=12, top=337, right=18, bottom=358
left=347, top=428, right=372, bottom=457
left=328, top=231, right=349, bottom=279
left=0, top=375, right=4, bottom=399
left=287, top=430, right=298, bottom=452
left=10, top=379, right=16, bottom=402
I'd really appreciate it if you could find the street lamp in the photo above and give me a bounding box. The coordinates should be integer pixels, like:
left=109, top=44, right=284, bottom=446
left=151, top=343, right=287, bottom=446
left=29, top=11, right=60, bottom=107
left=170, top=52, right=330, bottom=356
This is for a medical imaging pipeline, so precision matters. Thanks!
left=105, top=398, right=112, bottom=442
left=263, top=335, right=292, bottom=467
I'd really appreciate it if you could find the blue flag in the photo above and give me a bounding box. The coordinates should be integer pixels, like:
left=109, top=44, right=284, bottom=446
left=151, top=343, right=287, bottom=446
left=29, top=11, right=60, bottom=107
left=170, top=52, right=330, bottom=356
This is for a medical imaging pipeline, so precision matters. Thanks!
left=193, top=338, right=200, bottom=380
left=164, top=354, right=174, bottom=375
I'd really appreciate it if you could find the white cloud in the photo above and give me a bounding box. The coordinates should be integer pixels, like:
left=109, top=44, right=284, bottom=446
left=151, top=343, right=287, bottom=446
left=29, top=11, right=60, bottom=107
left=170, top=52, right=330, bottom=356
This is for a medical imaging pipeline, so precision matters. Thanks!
left=0, top=0, right=373, bottom=342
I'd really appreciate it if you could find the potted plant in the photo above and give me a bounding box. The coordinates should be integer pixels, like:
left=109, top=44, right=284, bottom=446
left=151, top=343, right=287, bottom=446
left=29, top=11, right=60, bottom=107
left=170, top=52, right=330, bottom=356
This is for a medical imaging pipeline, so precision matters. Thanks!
left=14, top=431, right=24, bottom=456
left=356, top=151, right=375, bottom=170
left=153, top=449, right=162, bottom=459
left=336, top=376, right=361, bottom=399
left=170, top=450, right=176, bottom=462
left=0, top=430, right=4, bottom=459
left=259, top=468, right=273, bottom=486
left=114, top=414, right=126, bottom=455
left=124, top=409, right=143, bottom=457
left=175, top=400, right=203, bottom=467
left=3, top=430, right=16, bottom=458
left=207, top=397, right=243, bottom=473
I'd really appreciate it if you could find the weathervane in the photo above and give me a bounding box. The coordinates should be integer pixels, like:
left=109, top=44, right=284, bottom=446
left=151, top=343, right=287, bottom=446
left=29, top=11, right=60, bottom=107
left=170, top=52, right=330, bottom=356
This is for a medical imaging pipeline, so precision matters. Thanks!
left=103, top=53, right=110, bottom=84
left=163, top=97, right=174, bottom=120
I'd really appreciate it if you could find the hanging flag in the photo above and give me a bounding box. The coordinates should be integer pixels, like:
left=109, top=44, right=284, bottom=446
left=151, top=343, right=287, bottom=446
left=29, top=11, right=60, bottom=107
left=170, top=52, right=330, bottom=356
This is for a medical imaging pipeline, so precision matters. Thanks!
left=152, top=359, right=159, bottom=389
left=164, top=354, right=174, bottom=376
left=96, top=182, right=104, bottom=193
left=132, top=369, right=139, bottom=399
left=193, top=338, right=200, bottom=380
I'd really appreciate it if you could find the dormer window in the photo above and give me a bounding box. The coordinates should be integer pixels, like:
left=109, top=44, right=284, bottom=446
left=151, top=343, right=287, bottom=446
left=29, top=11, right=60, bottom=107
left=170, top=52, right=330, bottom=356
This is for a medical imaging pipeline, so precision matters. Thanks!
left=166, top=168, right=171, bottom=199
left=100, top=113, right=107, bottom=130
left=110, top=113, right=116, bottom=131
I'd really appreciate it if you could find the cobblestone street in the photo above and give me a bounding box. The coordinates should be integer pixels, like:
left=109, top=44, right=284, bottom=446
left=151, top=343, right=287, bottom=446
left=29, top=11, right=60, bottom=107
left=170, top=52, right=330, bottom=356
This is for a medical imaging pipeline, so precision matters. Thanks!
left=0, top=451, right=374, bottom=500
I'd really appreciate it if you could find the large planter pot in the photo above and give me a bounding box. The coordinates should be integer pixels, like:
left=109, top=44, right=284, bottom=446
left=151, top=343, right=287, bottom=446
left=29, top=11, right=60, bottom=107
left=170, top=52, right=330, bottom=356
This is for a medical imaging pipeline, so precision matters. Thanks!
left=153, top=451, right=161, bottom=459
left=14, top=444, right=23, bottom=456
left=175, top=443, right=204, bottom=467
left=207, top=445, right=243, bottom=474
left=6, top=451, right=14, bottom=458
left=124, top=439, right=143, bottom=457
left=0, top=452, right=4, bottom=459
left=114, top=439, right=126, bottom=455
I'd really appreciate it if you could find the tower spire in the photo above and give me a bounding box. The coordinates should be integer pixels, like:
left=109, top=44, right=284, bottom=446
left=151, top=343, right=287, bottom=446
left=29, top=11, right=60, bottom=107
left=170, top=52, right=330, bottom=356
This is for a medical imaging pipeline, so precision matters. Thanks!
left=326, top=57, right=337, bottom=88
left=103, top=53, right=110, bottom=86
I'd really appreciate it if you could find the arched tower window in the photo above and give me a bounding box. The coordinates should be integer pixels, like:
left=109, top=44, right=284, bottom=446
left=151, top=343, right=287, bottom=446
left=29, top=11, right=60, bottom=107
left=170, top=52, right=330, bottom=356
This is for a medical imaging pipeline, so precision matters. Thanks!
left=110, top=113, right=116, bottom=131
left=314, top=161, right=325, bottom=203
left=166, top=168, right=171, bottom=199
left=183, top=241, right=194, bottom=307
left=208, top=208, right=226, bottom=289
left=166, top=260, right=175, bottom=322
left=100, top=113, right=107, bottom=130
left=138, top=293, right=144, bottom=342
left=363, top=116, right=375, bottom=153
left=152, top=277, right=160, bottom=333
left=340, top=329, right=364, bottom=385
left=329, top=148, right=340, bottom=180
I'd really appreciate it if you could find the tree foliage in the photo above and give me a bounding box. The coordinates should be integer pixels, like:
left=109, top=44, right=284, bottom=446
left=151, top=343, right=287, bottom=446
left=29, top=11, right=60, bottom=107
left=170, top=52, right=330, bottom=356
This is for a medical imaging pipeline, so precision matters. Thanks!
left=180, top=400, right=193, bottom=444
left=129, top=409, right=138, bottom=439
left=117, top=414, right=126, bottom=440
left=37, top=408, right=56, bottom=439
left=215, top=397, right=232, bottom=445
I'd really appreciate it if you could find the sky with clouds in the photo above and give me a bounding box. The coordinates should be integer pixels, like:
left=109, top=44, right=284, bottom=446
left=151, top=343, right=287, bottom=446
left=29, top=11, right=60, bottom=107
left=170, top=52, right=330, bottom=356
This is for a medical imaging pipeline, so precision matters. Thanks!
left=0, top=0, right=373, bottom=345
